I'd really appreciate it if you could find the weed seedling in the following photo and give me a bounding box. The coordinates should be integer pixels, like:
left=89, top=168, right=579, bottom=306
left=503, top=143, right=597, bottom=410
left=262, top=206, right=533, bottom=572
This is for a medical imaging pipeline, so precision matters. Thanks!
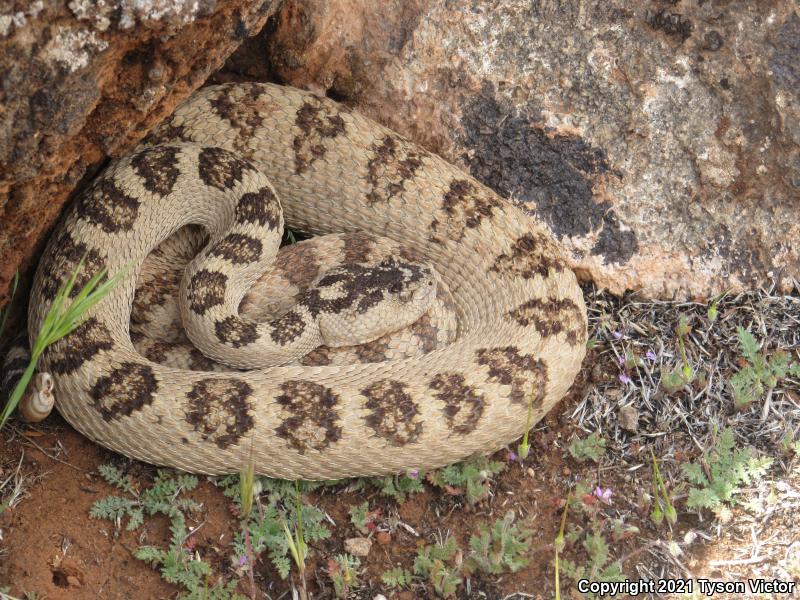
left=1, top=258, right=127, bottom=427
left=683, top=428, right=772, bottom=520
left=729, top=327, right=800, bottom=410
left=568, top=433, right=606, bottom=463
left=381, top=566, right=413, bottom=589
left=413, top=536, right=462, bottom=598
left=650, top=449, right=677, bottom=525
left=465, top=511, right=532, bottom=574
left=328, top=553, right=361, bottom=598
left=427, top=455, right=505, bottom=504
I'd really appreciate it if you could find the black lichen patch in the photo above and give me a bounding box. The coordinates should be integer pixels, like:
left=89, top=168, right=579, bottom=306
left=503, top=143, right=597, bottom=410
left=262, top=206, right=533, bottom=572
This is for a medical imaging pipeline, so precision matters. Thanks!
left=90, top=362, right=158, bottom=421
left=39, top=230, right=108, bottom=301
left=187, top=269, right=227, bottom=315
left=215, top=316, right=259, bottom=348
left=208, top=233, right=263, bottom=265
left=476, top=346, right=548, bottom=406
left=645, top=9, right=693, bottom=42
left=78, top=177, right=141, bottom=233
left=185, top=378, right=254, bottom=449
left=507, top=297, right=586, bottom=346
left=198, top=146, right=253, bottom=191
left=590, top=211, right=639, bottom=265
left=130, top=145, right=181, bottom=196
left=366, top=134, right=425, bottom=204
left=235, top=186, right=281, bottom=229
left=428, top=373, right=485, bottom=435
left=47, top=317, right=114, bottom=374
left=362, top=379, right=422, bottom=446
left=429, top=179, right=504, bottom=243
left=293, top=96, right=347, bottom=174
left=459, top=83, right=637, bottom=265
left=270, top=309, right=306, bottom=345
left=491, top=233, right=565, bottom=280
left=275, top=380, right=342, bottom=453
left=770, top=13, right=800, bottom=95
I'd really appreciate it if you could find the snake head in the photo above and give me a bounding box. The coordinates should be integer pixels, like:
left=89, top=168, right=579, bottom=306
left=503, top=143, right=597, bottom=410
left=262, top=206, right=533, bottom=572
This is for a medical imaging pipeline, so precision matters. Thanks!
left=317, top=258, right=437, bottom=347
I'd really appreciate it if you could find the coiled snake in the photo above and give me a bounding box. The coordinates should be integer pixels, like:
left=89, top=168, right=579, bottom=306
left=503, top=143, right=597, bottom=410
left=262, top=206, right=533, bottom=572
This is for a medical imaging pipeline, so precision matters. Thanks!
left=16, top=83, right=586, bottom=479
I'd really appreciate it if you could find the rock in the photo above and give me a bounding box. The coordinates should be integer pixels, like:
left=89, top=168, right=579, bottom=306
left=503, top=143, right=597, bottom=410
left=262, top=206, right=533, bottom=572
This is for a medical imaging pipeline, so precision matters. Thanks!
left=0, top=0, right=280, bottom=306
left=344, top=536, right=373, bottom=557
left=235, top=0, right=800, bottom=299
left=618, top=405, right=639, bottom=433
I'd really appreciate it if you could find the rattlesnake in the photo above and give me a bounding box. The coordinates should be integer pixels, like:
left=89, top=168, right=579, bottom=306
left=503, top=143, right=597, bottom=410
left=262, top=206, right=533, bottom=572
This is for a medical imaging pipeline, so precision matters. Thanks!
left=17, top=83, right=586, bottom=479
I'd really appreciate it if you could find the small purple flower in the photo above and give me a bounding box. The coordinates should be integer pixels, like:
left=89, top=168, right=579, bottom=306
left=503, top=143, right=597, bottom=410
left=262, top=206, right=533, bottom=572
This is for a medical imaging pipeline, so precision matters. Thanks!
left=508, top=450, right=518, bottom=462
left=238, top=555, right=249, bottom=567
left=646, top=350, right=657, bottom=362
left=407, top=469, right=420, bottom=480
left=594, top=486, right=613, bottom=504
left=613, top=331, right=624, bottom=340
left=617, top=355, right=625, bottom=366
left=619, top=373, right=632, bottom=385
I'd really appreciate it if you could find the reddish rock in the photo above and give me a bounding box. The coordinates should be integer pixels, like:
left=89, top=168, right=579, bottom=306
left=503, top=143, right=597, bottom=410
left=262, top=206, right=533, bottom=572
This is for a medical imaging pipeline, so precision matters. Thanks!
left=0, top=0, right=280, bottom=307
left=230, top=0, right=800, bottom=299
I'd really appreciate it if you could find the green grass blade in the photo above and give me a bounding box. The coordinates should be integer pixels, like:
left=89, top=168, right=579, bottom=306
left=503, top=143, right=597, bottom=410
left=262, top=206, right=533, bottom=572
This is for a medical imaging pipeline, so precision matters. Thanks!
left=0, top=361, right=37, bottom=428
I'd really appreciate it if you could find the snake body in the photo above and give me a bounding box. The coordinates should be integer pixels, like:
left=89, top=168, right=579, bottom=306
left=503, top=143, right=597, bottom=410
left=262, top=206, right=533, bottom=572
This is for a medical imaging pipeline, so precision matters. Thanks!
left=27, top=83, right=587, bottom=478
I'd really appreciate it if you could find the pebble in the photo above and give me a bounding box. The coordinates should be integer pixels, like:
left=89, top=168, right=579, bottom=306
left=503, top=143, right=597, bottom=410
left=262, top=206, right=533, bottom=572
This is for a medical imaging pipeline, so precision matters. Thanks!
left=344, top=536, right=372, bottom=557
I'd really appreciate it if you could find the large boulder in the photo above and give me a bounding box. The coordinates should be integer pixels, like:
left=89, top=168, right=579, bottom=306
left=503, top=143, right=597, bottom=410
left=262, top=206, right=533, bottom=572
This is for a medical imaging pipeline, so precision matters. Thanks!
left=0, top=0, right=280, bottom=307
left=239, top=0, right=800, bottom=299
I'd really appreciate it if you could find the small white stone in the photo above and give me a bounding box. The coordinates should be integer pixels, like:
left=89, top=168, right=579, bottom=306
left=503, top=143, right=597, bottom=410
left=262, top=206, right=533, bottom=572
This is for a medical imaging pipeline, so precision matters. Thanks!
left=344, top=537, right=372, bottom=557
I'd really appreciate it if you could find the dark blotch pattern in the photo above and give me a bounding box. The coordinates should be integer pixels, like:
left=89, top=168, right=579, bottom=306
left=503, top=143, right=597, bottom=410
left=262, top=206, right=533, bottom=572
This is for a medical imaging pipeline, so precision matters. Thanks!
left=429, top=373, right=485, bottom=434
left=476, top=346, right=548, bottom=406
left=507, top=297, right=586, bottom=346
left=185, top=378, right=254, bottom=449
left=270, top=309, right=306, bottom=345
left=130, top=146, right=181, bottom=196
left=273, top=242, right=320, bottom=287
left=430, top=179, right=504, bottom=243
left=236, top=187, right=281, bottom=229
left=491, top=233, right=565, bottom=280
left=275, top=380, right=342, bottom=453
left=293, top=96, right=346, bottom=173
left=208, top=233, right=263, bottom=265
left=198, top=146, right=253, bottom=191
left=215, top=316, right=259, bottom=348
left=47, top=317, right=114, bottom=374
left=90, top=362, right=158, bottom=421
left=342, top=232, right=378, bottom=263
left=78, top=177, right=141, bottom=233
left=209, top=84, right=265, bottom=142
left=301, top=259, right=426, bottom=318
left=39, top=230, right=107, bottom=301
left=366, top=135, right=424, bottom=204
left=362, top=379, right=422, bottom=446
left=187, top=269, right=227, bottom=315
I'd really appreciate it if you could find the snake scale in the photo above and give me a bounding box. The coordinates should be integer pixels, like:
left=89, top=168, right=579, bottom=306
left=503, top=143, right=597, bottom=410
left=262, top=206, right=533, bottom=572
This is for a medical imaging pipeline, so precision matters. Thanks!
left=22, top=83, right=587, bottom=479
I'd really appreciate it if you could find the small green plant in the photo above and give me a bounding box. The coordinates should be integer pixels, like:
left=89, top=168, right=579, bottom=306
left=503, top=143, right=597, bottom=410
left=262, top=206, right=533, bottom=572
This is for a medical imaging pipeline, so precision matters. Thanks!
left=729, top=327, right=800, bottom=409
left=649, top=449, right=677, bottom=526
left=560, top=532, right=624, bottom=590
left=568, top=433, right=606, bottom=463
left=348, top=501, right=371, bottom=534
left=465, top=511, right=531, bottom=574
left=329, top=553, right=361, bottom=598
left=706, top=288, right=730, bottom=322
left=517, top=390, right=536, bottom=459
left=381, top=566, right=413, bottom=589
left=0, top=258, right=126, bottom=427
left=683, top=428, right=772, bottom=519
left=90, top=465, right=243, bottom=599
left=358, top=471, right=425, bottom=502
left=660, top=313, right=696, bottom=393
left=554, top=493, right=570, bottom=600
left=427, top=455, right=505, bottom=504
left=413, top=536, right=462, bottom=598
